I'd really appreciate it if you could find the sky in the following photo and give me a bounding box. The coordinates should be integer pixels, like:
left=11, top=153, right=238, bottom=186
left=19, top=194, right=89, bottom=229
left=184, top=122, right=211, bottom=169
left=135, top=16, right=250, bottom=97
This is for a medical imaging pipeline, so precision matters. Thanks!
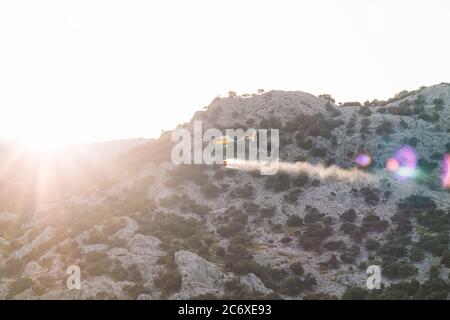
left=0, top=0, right=449, bottom=146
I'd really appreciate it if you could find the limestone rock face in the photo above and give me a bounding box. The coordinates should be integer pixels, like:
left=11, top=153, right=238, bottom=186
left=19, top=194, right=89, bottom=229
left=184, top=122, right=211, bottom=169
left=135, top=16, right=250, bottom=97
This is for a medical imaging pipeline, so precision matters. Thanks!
left=23, top=261, right=44, bottom=280
left=137, top=293, right=154, bottom=300
left=82, top=244, right=109, bottom=254
left=240, top=273, right=273, bottom=295
left=174, top=250, right=230, bottom=299
left=0, top=237, right=9, bottom=248
left=113, top=216, right=139, bottom=241
left=10, top=226, right=56, bottom=260
left=79, top=276, right=135, bottom=299
left=0, top=282, right=9, bottom=299
left=108, top=233, right=165, bottom=290
left=171, top=252, right=273, bottom=299
left=34, top=277, right=137, bottom=300
left=0, top=212, right=18, bottom=223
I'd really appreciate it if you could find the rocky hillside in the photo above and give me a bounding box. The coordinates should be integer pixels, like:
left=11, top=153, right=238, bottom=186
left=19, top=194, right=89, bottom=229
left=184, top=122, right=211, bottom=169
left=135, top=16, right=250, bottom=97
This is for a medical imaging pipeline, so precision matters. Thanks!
left=1, top=84, right=450, bottom=299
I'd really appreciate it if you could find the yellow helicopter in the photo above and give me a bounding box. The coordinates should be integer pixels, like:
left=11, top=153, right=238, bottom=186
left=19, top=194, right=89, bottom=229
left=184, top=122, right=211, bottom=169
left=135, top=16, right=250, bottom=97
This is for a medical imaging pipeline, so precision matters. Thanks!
left=209, top=131, right=257, bottom=146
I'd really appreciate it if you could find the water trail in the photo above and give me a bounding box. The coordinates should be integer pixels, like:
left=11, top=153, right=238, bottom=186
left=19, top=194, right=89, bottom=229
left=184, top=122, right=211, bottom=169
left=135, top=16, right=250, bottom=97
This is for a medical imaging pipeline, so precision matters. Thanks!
left=225, top=159, right=375, bottom=183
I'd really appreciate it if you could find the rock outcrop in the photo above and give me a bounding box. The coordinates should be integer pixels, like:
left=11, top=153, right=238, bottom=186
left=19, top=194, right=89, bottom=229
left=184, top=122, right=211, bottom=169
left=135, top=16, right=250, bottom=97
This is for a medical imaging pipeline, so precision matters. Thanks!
left=174, top=250, right=231, bottom=299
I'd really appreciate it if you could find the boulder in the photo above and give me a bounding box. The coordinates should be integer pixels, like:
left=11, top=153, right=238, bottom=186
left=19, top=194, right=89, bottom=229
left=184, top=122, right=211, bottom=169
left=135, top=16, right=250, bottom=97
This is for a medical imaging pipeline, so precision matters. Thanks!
left=80, top=276, right=134, bottom=299
left=174, top=250, right=230, bottom=299
left=137, top=293, right=154, bottom=300
left=240, top=273, right=273, bottom=295
left=10, top=226, right=55, bottom=260
left=113, top=217, right=139, bottom=241
left=108, top=233, right=165, bottom=288
left=0, top=212, right=18, bottom=223
left=23, top=261, right=44, bottom=280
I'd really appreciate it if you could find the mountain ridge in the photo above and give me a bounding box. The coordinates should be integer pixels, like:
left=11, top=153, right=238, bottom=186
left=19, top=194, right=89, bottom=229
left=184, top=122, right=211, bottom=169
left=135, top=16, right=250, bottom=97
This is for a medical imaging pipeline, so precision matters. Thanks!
left=1, top=83, right=450, bottom=300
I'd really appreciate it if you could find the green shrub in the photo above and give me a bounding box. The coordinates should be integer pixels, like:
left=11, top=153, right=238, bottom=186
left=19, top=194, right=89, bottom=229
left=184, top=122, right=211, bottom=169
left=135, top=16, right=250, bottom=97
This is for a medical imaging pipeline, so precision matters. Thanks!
left=360, top=118, right=371, bottom=134
left=360, top=187, right=380, bottom=205
left=165, top=165, right=209, bottom=188
left=413, top=93, right=426, bottom=105
left=387, top=101, right=413, bottom=115
left=284, top=188, right=302, bottom=203
left=225, top=259, right=258, bottom=275
left=286, top=215, right=303, bottom=227
left=342, top=101, right=362, bottom=107
left=341, top=209, right=357, bottom=222
left=440, top=250, right=450, bottom=267
left=407, top=137, right=418, bottom=147
left=303, top=292, right=338, bottom=300
left=85, top=250, right=108, bottom=264
left=85, top=255, right=114, bottom=276
left=362, top=214, right=389, bottom=232
left=325, top=102, right=341, bottom=117
left=319, top=94, right=335, bottom=104
left=7, top=277, right=33, bottom=299
left=397, top=195, right=437, bottom=212
left=200, top=183, right=220, bottom=199
left=311, top=147, right=327, bottom=158
left=85, top=229, right=109, bottom=245
left=340, top=222, right=358, bottom=235
left=296, top=137, right=313, bottom=150
left=230, top=184, right=255, bottom=199
left=154, top=269, right=182, bottom=297
left=299, top=223, right=332, bottom=250
left=259, top=206, right=276, bottom=218
left=358, top=106, right=372, bottom=116
left=340, top=245, right=360, bottom=263
left=260, top=116, right=282, bottom=129
left=418, top=112, right=439, bottom=123
left=264, top=174, right=291, bottom=192
left=324, top=240, right=346, bottom=251
left=289, top=262, right=304, bottom=276
left=304, top=208, right=324, bottom=224
left=111, top=263, right=130, bottom=282
left=292, top=174, right=309, bottom=187
left=243, top=202, right=260, bottom=215
left=418, top=233, right=449, bottom=256
left=445, top=142, right=450, bottom=152
left=375, top=121, right=394, bottom=135
left=365, top=238, right=379, bottom=251
left=399, top=119, right=408, bottom=129
left=342, top=287, right=368, bottom=300
left=379, top=280, right=420, bottom=299
left=102, top=220, right=125, bottom=235
left=0, top=259, right=26, bottom=278
left=433, top=98, right=444, bottom=110
left=217, top=221, right=245, bottom=238
left=320, top=254, right=340, bottom=269
left=286, top=112, right=343, bottom=139
left=280, top=276, right=304, bottom=296
left=281, top=236, right=293, bottom=243
left=382, top=260, right=417, bottom=279
left=409, top=246, right=425, bottom=262
left=416, top=209, right=449, bottom=233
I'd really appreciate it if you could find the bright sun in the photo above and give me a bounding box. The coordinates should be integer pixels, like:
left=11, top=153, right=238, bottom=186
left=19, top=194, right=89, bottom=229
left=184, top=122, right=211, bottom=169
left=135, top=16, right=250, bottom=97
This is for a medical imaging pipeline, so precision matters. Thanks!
left=16, top=132, right=71, bottom=154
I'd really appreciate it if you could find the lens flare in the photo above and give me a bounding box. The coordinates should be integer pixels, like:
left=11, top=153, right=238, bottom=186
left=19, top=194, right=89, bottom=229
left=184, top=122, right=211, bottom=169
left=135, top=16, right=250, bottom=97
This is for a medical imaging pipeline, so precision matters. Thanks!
left=386, top=158, right=399, bottom=172
left=385, top=146, right=417, bottom=179
left=354, top=153, right=372, bottom=167
left=441, top=154, right=450, bottom=188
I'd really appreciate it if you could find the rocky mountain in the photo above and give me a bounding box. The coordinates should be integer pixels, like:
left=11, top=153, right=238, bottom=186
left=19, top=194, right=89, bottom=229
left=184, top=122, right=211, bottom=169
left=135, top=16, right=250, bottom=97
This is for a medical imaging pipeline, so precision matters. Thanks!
left=1, top=84, right=450, bottom=300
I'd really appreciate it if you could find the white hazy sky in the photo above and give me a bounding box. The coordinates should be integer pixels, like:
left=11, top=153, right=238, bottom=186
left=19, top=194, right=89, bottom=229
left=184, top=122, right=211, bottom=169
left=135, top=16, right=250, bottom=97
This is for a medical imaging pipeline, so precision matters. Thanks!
left=1, top=0, right=449, bottom=145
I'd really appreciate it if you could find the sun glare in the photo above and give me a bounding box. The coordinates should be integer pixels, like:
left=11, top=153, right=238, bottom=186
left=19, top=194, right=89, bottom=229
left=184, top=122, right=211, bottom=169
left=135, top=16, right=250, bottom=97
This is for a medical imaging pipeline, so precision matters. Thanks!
left=16, top=134, right=70, bottom=154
